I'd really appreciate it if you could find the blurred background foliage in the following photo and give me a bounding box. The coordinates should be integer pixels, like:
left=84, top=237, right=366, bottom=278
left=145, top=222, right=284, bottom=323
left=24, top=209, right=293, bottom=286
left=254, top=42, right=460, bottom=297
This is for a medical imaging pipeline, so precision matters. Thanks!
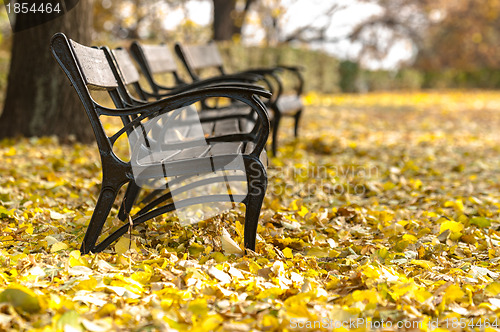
left=0, top=0, right=500, bottom=95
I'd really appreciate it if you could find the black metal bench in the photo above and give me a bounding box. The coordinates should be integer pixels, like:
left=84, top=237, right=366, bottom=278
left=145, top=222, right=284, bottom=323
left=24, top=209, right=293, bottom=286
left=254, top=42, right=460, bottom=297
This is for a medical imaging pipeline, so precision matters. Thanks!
left=50, top=33, right=271, bottom=254
left=106, top=46, right=269, bottom=219
left=174, top=42, right=304, bottom=155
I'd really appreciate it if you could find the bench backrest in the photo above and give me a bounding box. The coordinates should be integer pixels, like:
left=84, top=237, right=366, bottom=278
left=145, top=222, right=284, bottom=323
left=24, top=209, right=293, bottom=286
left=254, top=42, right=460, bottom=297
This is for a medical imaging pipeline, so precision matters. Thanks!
left=130, top=42, right=184, bottom=95
left=68, top=39, right=118, bottom=90
left=175, top=42, right=225, bottom=81
left=107, top=47, right=151, bottom=103
left=50, top=33, right=135, bottom=157
left=110, top=47, right=140, bottom=86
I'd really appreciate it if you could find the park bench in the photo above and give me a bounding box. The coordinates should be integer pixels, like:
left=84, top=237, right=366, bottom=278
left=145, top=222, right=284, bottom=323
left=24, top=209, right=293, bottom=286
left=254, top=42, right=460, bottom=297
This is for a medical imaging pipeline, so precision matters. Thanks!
left=106, top=46, right=269, bottom=219
left=174, top=42, right=305, bottom=155
left=50, top=33, right=271, bottom=254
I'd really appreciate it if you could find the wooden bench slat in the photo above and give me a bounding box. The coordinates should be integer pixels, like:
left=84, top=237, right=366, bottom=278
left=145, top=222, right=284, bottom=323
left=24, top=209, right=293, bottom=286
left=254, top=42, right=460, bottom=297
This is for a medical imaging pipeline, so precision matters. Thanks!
left=213, top=118, right=240, bottom=136
left=180, top=43, right=224, bottom=70
left=140, top=44, right=178, bottom=74
left=111, top=48, right=140, bottom=85
left=70, top=40, right=118, bottom=89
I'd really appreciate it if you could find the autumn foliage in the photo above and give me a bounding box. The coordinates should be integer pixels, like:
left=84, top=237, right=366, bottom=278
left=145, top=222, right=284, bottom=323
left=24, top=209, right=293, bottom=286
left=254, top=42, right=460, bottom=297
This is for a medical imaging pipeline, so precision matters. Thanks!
left=1, top=91, right=500, bottom=330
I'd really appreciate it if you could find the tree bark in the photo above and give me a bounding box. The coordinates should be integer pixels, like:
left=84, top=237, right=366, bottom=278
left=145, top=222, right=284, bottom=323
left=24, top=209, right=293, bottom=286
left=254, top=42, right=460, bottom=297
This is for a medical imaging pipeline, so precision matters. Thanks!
left=0, top=0, right=94, bottom=143
left=212, top=0, right=255, bottom=41
left=213, top=0, right=236, bottom=41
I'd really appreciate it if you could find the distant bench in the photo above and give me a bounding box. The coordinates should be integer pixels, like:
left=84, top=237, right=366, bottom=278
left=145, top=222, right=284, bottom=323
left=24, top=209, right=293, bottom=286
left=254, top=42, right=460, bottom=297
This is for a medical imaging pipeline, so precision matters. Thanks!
left=50, top=33, right=271, bottom=254
left=126, top=42, right=262, bottom=138
left=172, top=42, right=305, bottom=156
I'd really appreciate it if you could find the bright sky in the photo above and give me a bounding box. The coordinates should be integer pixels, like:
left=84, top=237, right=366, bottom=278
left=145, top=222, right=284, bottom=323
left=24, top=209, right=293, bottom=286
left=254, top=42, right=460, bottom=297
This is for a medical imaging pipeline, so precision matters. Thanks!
left=162, top=1, right=212, bottom=29
left=162, top=0, right=413, bottom=70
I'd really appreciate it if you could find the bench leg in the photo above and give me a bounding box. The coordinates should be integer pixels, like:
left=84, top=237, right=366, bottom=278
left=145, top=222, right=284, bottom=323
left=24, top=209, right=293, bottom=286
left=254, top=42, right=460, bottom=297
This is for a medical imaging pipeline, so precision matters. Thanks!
left=80, top=185, right=122, bottom=254
left=118, top=181, right=141, bottom=221
left=271, top=111, right=281, bottom=156
left=243, top=159, right=268, bottom=252
left=294, top=109, right=303, bottom=138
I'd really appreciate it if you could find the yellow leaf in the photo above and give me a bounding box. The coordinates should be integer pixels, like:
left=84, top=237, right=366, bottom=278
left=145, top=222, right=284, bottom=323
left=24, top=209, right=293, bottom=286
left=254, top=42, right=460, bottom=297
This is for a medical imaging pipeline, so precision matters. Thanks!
left=55, top=310, right=80, bottom=331
left=221, top=227, right=243, bottom=255
left=188, top=298, right=209, bottom=316
left=130, top=272, right=151, bottom=285
left=443, top=284, right=464, bottom=303
left=485, top=282, right=500, bottom=296
left=383, top=182, right=396, bottom=190
left=75, top=277, right=98, bottom=291
left=444, top=199, right=465, bottom=213
left=351, top=289, right=380, bottom=305
left=199, top=314, right=224, bottom=331
left=234, top=219, right=244, bottom=238
left=113, top=274, right=144, bottom=294
left=25, top=226, right=33, bottom=235
left=402, top=234, right=418, bottom=243
left=440, top=219, right=463, bottom=233
left=414, top=288, right=432, bottom=302
left=303, top=92, right=318, bottom=106
left=188, top=242, right=205, bottom=257
left=208, top=252, right=228, bottom=263
left=390, top=283, right=416, bottom=300
left=411, top=259, right=435, bottom=269
left=0, top=285, right=41, bottom=314
left=297, top=205, right=308, bottom=217
left=204, top=245, right=213, bottom=255
left=306, top=247, right=329, bottom=258
left=51, top=242, right=68, bottom=253
left=360, top=265, right=380, bottom=279
left=4, top=147, right=16, bottom=156
left=261, top=314, right=280, bottom=330
left=282, top=247, right=293, bottom=259
left=115, top=236, right=137, bottom=255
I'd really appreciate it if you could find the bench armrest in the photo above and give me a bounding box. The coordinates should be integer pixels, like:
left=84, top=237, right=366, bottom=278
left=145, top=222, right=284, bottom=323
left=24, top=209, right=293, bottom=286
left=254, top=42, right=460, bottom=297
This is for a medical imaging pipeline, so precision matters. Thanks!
left=141, top=73, right=265, bottom=102
left=237, top=68, right=282, bottom=76
left=277, top=65, right=305, bottom=72
left=161, top=73, right=264, bottom=96
left=150, top=72, right=264, bottom=94
left=96, top=86, right=271, bottom=157
left=240, top=66, right=304, bottom=96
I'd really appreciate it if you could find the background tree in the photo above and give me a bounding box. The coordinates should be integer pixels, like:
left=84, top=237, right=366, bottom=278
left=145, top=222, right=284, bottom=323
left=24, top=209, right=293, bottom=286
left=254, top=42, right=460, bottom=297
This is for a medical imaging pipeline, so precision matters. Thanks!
left=346, top=0, right=427, bottom=67
left=212, top=0, right=255, bottom=41
left=415, top=0, right=500, bottom=71
left=0, top=0, right=94, bottom=142
left=212, top=0, right=344, bottom=46
left=93, top=0, right=179, bottom=41
left=349, top=0, right=500, bottom=71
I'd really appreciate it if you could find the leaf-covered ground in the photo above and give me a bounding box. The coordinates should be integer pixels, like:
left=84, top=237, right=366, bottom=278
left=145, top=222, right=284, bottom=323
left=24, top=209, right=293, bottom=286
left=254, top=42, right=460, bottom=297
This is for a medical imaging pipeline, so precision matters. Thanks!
left=2, top=91, right=500, bottom=331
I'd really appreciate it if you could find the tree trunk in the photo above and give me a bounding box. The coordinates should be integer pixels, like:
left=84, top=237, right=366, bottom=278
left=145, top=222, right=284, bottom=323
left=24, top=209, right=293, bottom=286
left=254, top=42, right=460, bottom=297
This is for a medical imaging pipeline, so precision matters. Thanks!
left=213, top=0, right=236, bottom=41
left=212, top=0, right=255, bottom=41
left=0, top=0, right=94, bottom=143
